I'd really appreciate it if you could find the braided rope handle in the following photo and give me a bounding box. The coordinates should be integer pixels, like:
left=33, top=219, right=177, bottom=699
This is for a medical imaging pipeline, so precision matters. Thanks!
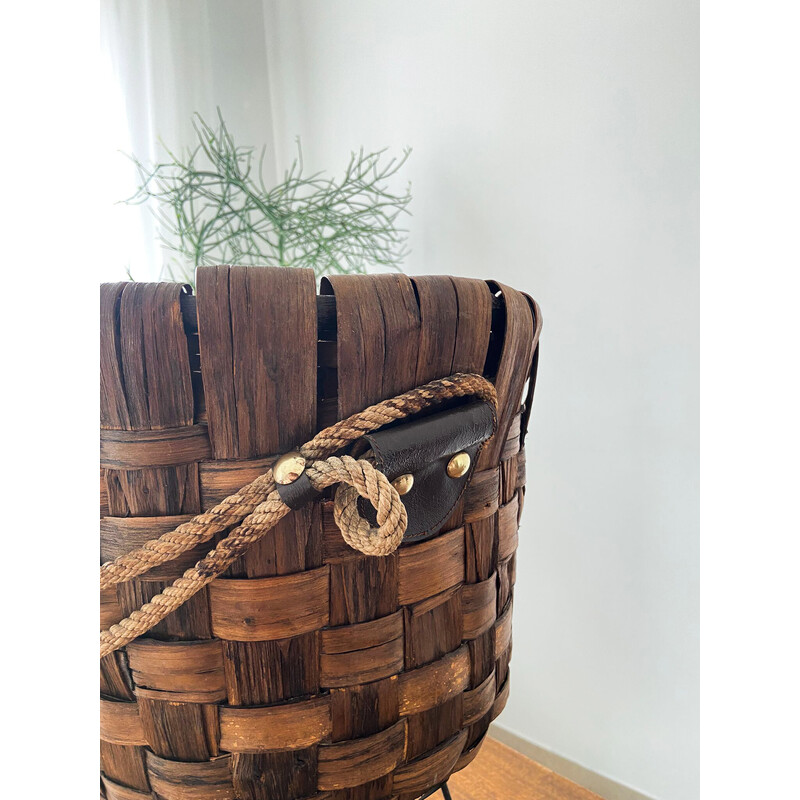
left=100, top=373, right=497, bottom=657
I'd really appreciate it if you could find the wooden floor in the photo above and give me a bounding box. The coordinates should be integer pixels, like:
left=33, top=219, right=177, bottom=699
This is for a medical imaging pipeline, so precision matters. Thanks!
left=447, top=738, right=603, bottom=800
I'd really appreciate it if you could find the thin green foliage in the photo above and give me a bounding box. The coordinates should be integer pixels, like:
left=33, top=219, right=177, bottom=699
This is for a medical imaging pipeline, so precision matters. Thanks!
left=125, top=110, right=412, bottom=283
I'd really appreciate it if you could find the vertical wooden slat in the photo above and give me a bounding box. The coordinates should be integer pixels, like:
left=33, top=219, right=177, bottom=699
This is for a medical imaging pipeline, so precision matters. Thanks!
left=450, top=277, right=493, bottom=375
left=477, top=283, right=535, bottom=470
left=439, top=278, right=493, bottom=532
left=119, top=283, right=194, bottom=430
left=473, top=282, right=535, bottom=757
left=195, top=266, right=238, bottom=455
left=196, top=266, right=321, bottom=800
left=322, top=274, right=427, bottom=800
left=320, top=275, right=385, bottom=419
left=100, top=282, right=203, bottom=793
left=100, top=283, right=131, bottom=430
left=411, top=276, right=458, bottom=385
left=371, top=274, right=421, bottom=397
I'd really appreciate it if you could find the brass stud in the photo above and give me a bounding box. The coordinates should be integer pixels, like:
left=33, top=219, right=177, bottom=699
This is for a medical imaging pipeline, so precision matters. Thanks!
left=392, top=473, right=414, bottom=495
left=273, top=451, right=306, bottom=485
left=446, top=452, right=471, bottom=479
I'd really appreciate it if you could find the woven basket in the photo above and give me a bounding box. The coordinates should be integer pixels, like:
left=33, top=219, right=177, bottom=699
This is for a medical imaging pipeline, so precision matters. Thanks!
left=100, top=268, right=541, bottom=800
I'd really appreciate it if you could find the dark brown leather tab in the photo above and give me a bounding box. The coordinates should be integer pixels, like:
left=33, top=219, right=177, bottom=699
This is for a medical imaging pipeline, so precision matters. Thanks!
left=276, top=471, right=318, bottom=511
left=362, top=401, right=496, bottom=542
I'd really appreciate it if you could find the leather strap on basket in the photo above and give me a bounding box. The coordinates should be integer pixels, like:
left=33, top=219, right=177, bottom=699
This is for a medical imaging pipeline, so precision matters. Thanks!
left=100, top=373, right=497, bottom=658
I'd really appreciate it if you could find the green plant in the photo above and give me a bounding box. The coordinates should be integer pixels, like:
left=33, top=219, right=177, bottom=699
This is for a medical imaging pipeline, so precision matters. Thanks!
left=126, top=110, right=412, bottom=283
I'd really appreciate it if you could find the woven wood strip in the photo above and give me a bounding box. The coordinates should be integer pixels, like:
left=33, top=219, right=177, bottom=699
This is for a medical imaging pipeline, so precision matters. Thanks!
left=208, top=567, right=330, bottom=641
left=101, top=515, right=213, bottom=581
left=392, top=730, right=468, bottom=794
left=397, top=527, right=465, bottom=605
left=461, top=574, right=498, bottom=640
left=462, top=670, right=497, bottom=726
left=146, top=751, right=235, bottom=800
left=219, top=696, right=332, bottom=752
left=126, top=639, right=225, bottom=700
left=99, top=272, right=541, bottom=800
left=478, top=282, right=535, bottom=469
left=492, top=675, right=511, bottom=721
left=397, top=644, right=470, bottom=715
left=100, top=283, right=207, bottom=795
left=320, top=612, right=405, bottom=688
left=100, top=698, right=147, bottom=746
left=102, top=775, right=152, bottom=800
left=100, top=425, right=212, bottom=469
left=198, top=456, right=275, bottom=507
left=317, top=718, right=407, bottom=790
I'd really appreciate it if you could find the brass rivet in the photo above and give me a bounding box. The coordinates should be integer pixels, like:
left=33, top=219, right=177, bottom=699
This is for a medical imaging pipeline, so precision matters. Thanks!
left=446, top=452, right=471, bottom=479
left=274, top=451, right=306, bottom=485
left=392, top=473, right=414, bottom=495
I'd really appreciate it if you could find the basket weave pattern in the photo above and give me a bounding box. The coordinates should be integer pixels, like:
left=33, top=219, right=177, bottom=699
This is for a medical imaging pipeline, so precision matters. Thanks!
left=100, top=269, right=539, bottom=800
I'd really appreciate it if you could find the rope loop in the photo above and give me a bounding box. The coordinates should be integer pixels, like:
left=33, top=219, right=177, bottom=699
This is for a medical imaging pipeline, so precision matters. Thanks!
left=329, top=459, right=407, bottom=556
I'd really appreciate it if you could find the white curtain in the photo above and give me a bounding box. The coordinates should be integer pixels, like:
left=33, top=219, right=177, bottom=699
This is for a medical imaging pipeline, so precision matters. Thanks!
left=100, top=0, right=279, bottom=281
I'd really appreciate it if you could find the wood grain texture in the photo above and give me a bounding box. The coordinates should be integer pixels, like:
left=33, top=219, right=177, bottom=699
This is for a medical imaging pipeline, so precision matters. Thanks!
left=392, top=729, right=467, bottom=794
left=100, top=698, right=147, bottom=746
left=194, top=267, right=325, bottom=796
left=231, top=751, right=323, bottom=800
left=461, top=574, right=498, bottom=640
left=208, top=568, right=330, bottom=641
left=398, top=645, right=470, bottom=715
left=105, top=463, right=202, bottom=517
left=449, top=737, right=603, bottom=800
left=317, top=719, right=407, bottom=790
left=117, top=577, right=212, bottom=641
left=126, top=639, right=225, bottom=700
left=320, top=612, right=404, bottom=688
left=462, top=468, right=500, bottom=523
left=491, top=676, right=510, bottom=721
left=137, top=697, right=220, bottom=760
left=196, top=265, right=317, bottom=458
left=100, top=283, right=132, bottom=430
left=403, top=586, right=463, bottom=670
left=198, top=456, right=275, bottom=507
left=219, top=696, right=332, bottom=752
left=329, top=676, right=400, bottom=744
left=102, top=774, right=152, bottom=800
left=221, top=634, right=320, bottom=706
left=101, top=515, right=211, bottom=580
left=100, top=651, right=135, bottom=700
left=495, top=599, right=513, bottom=657
left=478, top=283, right=535, bottom=469
left=100, top=425, right=211, bottom=469
left=100, top=281, right=211, bottom=783
left=146, top=751, right=234, bottom=799
left=321, top=275, right=385, bottom=419
left=450, top=278, right=493, bottom=375
left=321, top=611, right=403, bottom=654
left=497, top=494, right=520, bottom=561
left=328, top=554, right=399, bottom=627
left=411, top=276, right=458, bottom=385
left=462, top=671, right=497, bottom=726
left=100, top=742, right=150, bottom=793
left=118, top=282, right=194, bottom=430
left=397, top=527, right=465, bottom=605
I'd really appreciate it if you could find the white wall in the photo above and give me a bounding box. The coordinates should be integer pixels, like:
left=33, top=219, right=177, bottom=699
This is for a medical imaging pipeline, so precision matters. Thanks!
left=265, top=2, right=699, bottom=798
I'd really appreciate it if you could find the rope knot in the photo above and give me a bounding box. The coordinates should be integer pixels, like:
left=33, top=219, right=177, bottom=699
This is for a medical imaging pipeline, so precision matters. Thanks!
left=306, top=456, right=407, bottom=556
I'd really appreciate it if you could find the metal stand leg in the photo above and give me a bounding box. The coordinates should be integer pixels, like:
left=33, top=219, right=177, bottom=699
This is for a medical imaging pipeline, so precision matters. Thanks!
left=417, top=782, right=452, bottom=800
